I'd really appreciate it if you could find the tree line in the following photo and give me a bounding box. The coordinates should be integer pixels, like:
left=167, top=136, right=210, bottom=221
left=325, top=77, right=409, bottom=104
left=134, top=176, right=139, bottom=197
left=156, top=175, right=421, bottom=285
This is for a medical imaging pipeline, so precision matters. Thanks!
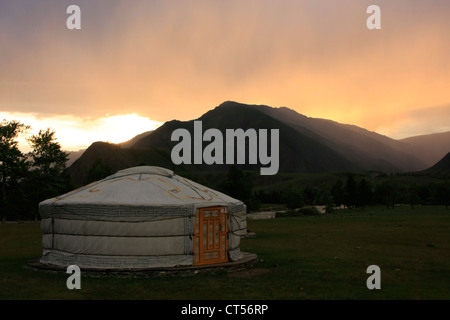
left=254, top=174, right=450, bottom=212
left=2, top=119, right=448, bottom=220
left=191, top=166, right=450, bottom=213
left=0, top=120, right=71, bottom=221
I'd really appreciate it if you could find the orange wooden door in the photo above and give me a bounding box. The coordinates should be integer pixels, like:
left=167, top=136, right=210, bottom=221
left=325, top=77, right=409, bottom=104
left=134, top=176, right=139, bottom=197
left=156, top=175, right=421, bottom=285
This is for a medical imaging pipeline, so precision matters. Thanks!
left=194, top=206, right=228, bottom=265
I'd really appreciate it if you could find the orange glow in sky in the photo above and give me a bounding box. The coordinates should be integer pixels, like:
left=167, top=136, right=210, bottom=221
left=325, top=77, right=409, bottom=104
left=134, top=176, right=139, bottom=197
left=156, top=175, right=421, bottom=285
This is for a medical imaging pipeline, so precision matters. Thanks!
left=1, top=0, right=449, bottom=150
left=1, top=112, right=162, bottom=152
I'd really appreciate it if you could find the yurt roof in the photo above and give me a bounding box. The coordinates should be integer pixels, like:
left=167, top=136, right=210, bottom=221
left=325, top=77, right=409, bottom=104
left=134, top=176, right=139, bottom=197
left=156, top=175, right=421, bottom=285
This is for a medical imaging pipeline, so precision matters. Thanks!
left=39, top=166, right=244, bottom=220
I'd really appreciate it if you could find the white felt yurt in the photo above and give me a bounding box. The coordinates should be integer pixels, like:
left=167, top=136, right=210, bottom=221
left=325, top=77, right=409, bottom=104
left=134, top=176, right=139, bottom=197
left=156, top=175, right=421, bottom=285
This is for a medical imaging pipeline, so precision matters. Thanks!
left=38, top=166, right=247, bottom=270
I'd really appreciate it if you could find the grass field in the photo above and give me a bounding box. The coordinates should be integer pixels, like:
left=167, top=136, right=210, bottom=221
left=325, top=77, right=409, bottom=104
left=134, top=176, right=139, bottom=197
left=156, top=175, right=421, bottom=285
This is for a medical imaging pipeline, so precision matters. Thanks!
left=0, top=206, right=449, bottom=300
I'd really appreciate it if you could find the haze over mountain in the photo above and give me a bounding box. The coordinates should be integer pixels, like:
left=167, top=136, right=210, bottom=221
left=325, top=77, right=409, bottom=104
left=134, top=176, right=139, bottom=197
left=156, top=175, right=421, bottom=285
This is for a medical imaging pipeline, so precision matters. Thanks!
left=400, top=132, right=450, bottom=168
left=68, top=101, right=449, bottom=186
left=66, top=149, right=86, bottom=167
left=234, top=102, right=427, bottom=172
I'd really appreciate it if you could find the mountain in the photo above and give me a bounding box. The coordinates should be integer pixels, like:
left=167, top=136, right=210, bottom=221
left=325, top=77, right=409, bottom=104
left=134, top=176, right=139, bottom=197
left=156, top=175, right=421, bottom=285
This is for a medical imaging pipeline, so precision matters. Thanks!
left=400, top=131, right=450, bottom=168
left=119, top=130, right=153, bottom=148
left=64, top=131, right=153, bottom=169
left=68, top=141, right=177, bottom=186
left=132, top=101, right=356, bottom=173
left=66, top=149, right=86, bottom=167
left=245, top=103, right=426, bottom=172
left=67, top=101, right=444, bottom=187
left=424, top=152, right=450, bottom=177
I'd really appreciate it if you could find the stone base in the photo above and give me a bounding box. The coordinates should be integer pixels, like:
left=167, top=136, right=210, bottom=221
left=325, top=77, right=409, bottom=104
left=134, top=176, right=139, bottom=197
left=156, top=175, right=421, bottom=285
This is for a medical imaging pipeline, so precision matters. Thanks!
left=25, top=252, right=258, bottom=278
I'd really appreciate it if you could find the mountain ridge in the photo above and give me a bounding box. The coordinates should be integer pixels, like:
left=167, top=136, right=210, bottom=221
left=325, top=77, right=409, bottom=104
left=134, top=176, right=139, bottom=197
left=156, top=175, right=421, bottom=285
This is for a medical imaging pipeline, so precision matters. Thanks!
left=244, top=102, right=426, bottom=172
left=67, top=101, right=449, bottom=186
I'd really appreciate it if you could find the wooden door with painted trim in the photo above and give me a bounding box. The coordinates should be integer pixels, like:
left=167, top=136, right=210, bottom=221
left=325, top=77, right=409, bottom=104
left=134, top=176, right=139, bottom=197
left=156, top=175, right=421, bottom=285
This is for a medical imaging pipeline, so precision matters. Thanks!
left=194, top=206, right=228, bottom=265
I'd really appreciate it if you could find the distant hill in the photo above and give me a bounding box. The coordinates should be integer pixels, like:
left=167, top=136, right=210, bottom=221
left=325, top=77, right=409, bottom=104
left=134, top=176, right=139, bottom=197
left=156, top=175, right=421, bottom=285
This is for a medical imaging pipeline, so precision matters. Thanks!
left=67, top=101, right=447, bottom=187
left=132, top=101, right=356, bottom=173
left=66, top=149, right=86, bottom=167
left=68, top=141, right=178, bottom=186
left=64, top=131, right=153, bottom=168
left=400, top=131, right=450, bottom=168
left=424, top=152, right=450, bottom=177
left=119, top=130, right=153, bottom=148
left=243, top=102, right=426, bottom=172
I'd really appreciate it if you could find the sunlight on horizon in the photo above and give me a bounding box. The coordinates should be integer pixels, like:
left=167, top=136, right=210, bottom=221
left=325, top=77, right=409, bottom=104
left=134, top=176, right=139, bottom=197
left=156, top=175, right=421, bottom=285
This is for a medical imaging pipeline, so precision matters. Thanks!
left=0, top=112, right=163, bottom=153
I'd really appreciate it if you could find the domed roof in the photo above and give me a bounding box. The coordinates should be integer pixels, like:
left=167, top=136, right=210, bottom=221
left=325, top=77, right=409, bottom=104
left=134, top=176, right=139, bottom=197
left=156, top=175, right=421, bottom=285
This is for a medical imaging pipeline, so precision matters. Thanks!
left=113, top=166, right=175, bottom=178
left=39, top=166, right=244, bottom=221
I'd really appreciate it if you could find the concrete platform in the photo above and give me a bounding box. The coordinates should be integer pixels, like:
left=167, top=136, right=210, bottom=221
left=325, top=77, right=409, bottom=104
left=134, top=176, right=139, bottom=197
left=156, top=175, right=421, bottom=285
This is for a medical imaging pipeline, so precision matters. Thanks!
left=25, top=252, right=258, bottom=277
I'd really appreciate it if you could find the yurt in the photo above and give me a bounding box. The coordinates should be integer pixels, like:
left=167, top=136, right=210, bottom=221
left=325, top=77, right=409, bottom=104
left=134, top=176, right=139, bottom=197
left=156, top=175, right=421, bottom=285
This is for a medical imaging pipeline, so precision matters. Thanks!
left=38, top=166, right=248, bottom=270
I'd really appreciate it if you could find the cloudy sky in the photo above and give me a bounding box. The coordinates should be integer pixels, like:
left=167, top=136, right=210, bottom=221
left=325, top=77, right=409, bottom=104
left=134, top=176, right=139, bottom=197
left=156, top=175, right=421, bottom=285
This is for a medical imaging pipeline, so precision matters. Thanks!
left=1, top=0, right=449, bottom=151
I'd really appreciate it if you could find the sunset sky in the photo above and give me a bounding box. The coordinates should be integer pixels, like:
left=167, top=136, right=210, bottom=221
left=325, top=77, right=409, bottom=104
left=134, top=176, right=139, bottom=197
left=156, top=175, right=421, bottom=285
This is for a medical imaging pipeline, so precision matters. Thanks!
left=1, top=0, right=449, bottom=152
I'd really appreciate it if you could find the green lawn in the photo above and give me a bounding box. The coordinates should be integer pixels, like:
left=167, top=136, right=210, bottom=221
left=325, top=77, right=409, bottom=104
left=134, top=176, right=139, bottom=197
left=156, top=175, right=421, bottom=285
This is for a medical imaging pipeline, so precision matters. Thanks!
left=1, top=206, right=449, bottom=300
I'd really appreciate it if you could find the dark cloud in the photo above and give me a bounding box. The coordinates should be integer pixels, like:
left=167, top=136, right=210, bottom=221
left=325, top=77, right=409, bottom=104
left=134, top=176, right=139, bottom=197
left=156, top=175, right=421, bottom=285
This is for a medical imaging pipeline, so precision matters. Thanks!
left=0, top=0, right=449, bottom=138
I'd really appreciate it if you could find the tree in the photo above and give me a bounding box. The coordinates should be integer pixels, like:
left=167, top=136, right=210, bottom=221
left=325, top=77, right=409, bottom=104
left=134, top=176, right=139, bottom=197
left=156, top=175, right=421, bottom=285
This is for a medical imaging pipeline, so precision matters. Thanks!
left=436, top=181, right=450, bottom=209
left=375, top=180, right=398, bottom=209
left=219, top=166, right=251, bottom=200
left=283, top=185, right=304, bottom=210
left=315, top=183, right=334, bottom=213
left=28, top=128, right=68, bottom=176
left=0, top=120, right=30, bottom=219
left=26, top=128, right=70, bottom=219
left=302, top=185, right=316, bottom=205
left=344, top=175, right=357, bottom=208
left=218, top=165, right=259, bottom=211
left=87, top=159, right=113, bottom=183
left=357, top=178, right=373, bottom=208
left=418, top=183, right=434, bottom=205
left=331, top=179, right=345, bottom=207
left=408, top=183, right=421, bottom=209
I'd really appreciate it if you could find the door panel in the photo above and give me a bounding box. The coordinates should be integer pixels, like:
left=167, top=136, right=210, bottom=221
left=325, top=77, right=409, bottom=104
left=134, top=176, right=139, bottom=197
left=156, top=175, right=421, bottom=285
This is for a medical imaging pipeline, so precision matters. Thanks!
left=194, top=207, right=228, bottom=265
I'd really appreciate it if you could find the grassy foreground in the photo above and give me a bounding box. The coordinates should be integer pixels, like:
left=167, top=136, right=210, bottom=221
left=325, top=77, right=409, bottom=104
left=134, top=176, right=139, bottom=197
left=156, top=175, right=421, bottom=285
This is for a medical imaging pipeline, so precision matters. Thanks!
left=0, top=206, right=449, bottom=300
